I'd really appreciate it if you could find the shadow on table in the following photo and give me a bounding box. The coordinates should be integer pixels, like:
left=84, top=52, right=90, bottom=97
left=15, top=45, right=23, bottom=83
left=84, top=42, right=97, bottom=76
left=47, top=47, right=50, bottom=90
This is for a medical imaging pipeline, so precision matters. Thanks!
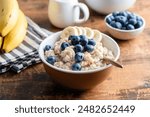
left=0, top=72, right=88, bottom=100
left=31, top=73, right=89, bottom=100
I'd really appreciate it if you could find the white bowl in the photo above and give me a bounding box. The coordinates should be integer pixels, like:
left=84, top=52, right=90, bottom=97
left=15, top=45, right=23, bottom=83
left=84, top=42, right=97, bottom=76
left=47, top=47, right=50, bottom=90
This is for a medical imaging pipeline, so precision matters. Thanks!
left=104, top=14, right=145, bottom=40
left=38, top=31, right=120, bottom=89
left=85, top=0, right=136, bottom=14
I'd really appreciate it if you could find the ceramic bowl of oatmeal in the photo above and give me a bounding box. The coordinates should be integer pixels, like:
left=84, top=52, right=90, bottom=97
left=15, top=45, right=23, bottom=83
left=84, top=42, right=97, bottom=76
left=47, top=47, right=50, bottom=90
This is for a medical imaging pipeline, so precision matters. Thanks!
left=38, top=27, right=120, bottom=90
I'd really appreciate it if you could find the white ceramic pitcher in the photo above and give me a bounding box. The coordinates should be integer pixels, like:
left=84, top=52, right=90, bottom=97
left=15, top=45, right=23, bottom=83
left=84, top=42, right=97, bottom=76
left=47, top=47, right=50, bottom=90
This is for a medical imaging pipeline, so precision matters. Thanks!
left=48, top=0, right=89, bottom=28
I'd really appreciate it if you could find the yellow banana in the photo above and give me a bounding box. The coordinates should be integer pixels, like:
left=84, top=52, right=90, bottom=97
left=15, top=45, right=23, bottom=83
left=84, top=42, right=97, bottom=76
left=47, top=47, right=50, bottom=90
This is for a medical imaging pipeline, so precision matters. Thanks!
left=0, top=36, right=2, bottom=48
left=2, top=10, right=28, bottom=53
left=0, top=0, right=19, bottom=37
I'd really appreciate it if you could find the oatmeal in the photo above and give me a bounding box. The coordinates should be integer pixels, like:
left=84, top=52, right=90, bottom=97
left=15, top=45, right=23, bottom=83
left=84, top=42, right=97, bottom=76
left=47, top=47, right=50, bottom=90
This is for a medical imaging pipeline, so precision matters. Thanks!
left=44, top=26, right=115, bottom=71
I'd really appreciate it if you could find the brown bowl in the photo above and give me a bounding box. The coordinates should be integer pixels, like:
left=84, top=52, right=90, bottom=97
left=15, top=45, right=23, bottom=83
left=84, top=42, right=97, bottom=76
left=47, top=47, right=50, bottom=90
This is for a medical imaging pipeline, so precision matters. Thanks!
left=43, top=62, right=112, bottom=89
left=38, top=32, right=120, bottom=90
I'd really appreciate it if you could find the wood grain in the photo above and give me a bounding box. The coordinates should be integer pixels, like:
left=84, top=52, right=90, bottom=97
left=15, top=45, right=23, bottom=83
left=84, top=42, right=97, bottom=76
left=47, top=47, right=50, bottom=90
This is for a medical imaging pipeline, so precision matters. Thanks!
left=0, top=0, right=150, bottom=100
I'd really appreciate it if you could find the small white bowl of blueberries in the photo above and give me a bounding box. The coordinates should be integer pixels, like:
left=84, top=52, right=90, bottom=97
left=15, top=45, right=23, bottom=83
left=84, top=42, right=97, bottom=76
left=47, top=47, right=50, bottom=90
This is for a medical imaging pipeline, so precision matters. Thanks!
left=105, top=11, right=145, bottom=40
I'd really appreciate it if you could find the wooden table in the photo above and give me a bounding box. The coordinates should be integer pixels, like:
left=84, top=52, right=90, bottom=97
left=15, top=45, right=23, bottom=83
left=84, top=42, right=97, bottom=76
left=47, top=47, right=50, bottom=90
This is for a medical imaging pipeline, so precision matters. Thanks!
left=0, top=0, right=150, bottom=100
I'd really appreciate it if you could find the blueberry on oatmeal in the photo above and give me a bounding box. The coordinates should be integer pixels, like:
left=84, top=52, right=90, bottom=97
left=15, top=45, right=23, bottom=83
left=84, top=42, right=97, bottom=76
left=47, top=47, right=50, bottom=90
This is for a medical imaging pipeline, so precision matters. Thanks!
left=69, top=35, right=80, bottom=45
left=72, top=63, right=81, bottom=71
left=44, top=45, right=51, bottom=51
left=88, top=39, right=96, bottom=46
left=61, top=42, right=70, bottom=51
left=85, top=44, right=94, bottom=52
left=74, top=44, right=83, bottom=53
left=79, top=35, right=88, bottom=46
left=47, top=56, right=56, bottom=65
left=75, top=52, right=84, bottom=62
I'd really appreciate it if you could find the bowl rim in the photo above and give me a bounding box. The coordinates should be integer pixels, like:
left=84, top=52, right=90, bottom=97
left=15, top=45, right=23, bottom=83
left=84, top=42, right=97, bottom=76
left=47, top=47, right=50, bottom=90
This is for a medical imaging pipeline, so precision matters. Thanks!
left=85, top=0, right=137, bottom=14
left=104, top=12, right=146, bottom=32
left=38, top=31, right=120, bottom=74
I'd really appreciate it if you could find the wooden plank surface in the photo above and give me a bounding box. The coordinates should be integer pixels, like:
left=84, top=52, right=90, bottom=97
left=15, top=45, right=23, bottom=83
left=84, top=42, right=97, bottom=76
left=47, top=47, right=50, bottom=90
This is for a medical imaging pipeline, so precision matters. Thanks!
left=0, top=0, right=150, bottom=100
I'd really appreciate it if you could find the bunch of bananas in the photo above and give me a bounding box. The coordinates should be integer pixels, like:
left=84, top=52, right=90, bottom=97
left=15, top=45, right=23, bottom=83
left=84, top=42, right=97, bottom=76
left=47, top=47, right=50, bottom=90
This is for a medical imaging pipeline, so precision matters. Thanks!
left=0, top=0, right=27, bottom=53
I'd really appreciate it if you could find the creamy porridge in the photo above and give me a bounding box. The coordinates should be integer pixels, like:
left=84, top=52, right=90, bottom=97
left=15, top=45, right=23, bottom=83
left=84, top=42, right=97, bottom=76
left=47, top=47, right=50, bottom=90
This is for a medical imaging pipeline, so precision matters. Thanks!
left=44, top=26, right=115, bottom=71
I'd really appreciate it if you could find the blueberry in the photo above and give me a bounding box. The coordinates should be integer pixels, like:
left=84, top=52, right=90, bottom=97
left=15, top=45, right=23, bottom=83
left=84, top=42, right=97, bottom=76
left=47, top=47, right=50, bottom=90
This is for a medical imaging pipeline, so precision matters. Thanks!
left=127, top=24, right=135, bottom=30
left=74, top=44, right=83, bottom=53
left=110, top=21, right=116, bottom=28
left=136, top=16, right=142, bottom=21
left=109, top=15, right=115, bottom=21
left=135, top=21, right=143, bottom=28
left=88, top=39, right=96, bottom=46
left=115, top=16, right=127, bottom=25
left=128, top=18, right=137, bottom=25
left=125, top=21, right=131, bottom=26
left=128, top=13, right=136, bottom=19
left=85, top=44, right=94, bottom=52
left=115, top=16, right=120, bottom=22
left=119, top=11, right=128, bottom=17
left=72, top=63, right=81, bottom=71
left=44, top=45, right=51, bottom=51
left=61, top=42, right=70, bottom=51
left=69, top=35, right=80, bottom=45
left=112, top=12, right=119, bottom=17
left=68, top=35, right=74, bottom=40
left=75, top=52, right=84, bottom=62
left=106, top=17, right=112, bottom=24
left=79, top=35, right=88, bottom=46
left=47, top=56, right=56, bottom=65
left=115, top=22, right=122, bottom=29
